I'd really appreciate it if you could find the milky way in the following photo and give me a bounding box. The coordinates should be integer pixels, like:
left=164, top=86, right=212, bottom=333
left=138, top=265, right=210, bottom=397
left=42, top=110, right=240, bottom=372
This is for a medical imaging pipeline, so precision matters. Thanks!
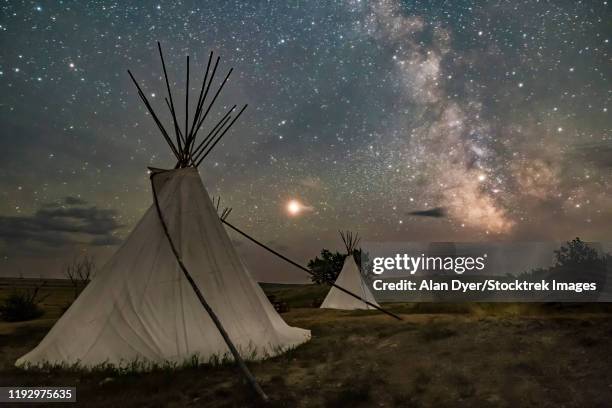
left=0, top=1, right=610, bottom=281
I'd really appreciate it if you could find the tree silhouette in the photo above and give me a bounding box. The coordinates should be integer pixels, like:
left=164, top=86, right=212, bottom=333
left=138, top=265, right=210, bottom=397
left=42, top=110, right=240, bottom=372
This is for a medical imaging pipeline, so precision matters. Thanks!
left=554, top=237, right=601, bottom=268
left=307, top=249, right=346, bottom=284
left=64, top=255, right=95, bottom=300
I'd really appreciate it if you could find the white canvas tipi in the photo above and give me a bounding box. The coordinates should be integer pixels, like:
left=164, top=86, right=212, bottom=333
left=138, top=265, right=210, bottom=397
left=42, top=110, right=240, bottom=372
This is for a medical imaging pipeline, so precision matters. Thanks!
left=17, top=168, right=310, bottom=367
left=17, top=45, right=310, bottom=369
left=320, top=232, right=380, bottom=310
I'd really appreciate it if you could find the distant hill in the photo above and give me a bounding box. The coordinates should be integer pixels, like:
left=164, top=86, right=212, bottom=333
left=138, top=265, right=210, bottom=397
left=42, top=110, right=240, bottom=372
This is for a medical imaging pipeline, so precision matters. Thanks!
left=0, top=277, right=73, bottom=288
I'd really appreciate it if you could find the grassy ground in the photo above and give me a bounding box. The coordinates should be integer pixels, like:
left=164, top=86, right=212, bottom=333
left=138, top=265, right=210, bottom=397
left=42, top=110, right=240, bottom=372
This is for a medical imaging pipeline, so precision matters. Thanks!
left=1, top=279, right=612, bottom=407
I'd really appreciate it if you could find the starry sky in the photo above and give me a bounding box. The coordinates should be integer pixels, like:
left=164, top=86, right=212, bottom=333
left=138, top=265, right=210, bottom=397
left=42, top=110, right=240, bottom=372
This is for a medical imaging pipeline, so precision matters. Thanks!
left=1, top=0, right=610, bottom=282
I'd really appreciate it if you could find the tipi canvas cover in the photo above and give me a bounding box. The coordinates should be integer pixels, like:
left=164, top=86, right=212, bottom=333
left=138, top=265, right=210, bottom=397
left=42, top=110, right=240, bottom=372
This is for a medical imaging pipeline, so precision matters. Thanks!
left=17, top=167, right=310, bottom=368
left=320, top=255, right=380, bottom=310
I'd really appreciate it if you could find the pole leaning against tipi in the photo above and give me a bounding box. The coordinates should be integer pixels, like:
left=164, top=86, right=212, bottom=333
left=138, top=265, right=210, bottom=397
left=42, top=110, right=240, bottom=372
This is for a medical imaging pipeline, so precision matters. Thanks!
left=222, top=219, right=402, bottom=321
left=128, top=42, right=267, bottom=402
left=150, top=170, right=268, bottom=402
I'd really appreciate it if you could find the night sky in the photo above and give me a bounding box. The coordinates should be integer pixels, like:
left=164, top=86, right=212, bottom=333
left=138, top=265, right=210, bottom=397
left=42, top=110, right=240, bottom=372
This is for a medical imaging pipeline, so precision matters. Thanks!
left=1, top=1, right=610, bottom=282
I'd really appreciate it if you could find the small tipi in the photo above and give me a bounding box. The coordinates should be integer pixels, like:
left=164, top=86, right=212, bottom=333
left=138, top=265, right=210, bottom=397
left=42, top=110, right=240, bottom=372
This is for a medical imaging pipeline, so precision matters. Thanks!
left=320, top=231, right=380, bottom=310
left=17, top=44, right=310, bottom=369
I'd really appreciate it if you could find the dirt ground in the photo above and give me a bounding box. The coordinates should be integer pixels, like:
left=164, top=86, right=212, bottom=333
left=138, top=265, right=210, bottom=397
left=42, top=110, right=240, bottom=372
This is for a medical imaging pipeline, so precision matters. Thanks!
left=1, top=281, right=612, bottom=407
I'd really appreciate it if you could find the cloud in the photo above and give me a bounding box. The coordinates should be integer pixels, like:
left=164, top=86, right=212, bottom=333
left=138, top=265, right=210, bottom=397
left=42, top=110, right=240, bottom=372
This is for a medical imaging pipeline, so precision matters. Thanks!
left=0, top=197, right=123, bottom=255
left=64, top=196, right=88, bottom=206
left=408, top=207, right=446, bottom=218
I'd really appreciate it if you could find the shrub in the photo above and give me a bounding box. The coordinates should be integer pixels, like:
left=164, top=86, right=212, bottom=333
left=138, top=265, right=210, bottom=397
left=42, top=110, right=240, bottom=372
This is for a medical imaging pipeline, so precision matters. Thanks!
left=0, top=284, right=49, bottom=322
left=554, top=237, right=602, bottom=268
left=64, top=255, right=95, bottom=300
